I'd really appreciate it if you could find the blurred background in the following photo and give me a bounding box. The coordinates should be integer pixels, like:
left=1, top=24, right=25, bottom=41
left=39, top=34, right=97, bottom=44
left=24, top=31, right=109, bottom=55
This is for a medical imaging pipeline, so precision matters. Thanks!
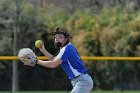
left=0, top=0, right=140, bottom=92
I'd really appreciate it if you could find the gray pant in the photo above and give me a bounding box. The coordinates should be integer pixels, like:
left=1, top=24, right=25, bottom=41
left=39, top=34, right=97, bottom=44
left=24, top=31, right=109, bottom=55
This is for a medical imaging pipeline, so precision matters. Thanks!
left=71, top=74, right=93, bottom=93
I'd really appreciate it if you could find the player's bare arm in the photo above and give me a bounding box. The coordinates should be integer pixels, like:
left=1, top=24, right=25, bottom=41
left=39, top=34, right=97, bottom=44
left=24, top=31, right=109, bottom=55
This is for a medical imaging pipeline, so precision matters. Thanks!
left=36, top=57, right=62, bottom=68
left=39, top=43, right=54, bottom=60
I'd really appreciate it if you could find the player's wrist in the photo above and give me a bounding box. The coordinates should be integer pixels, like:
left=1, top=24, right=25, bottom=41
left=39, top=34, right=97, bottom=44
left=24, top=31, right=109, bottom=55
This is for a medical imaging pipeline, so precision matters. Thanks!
left=35, top=59, right=39, bottom=65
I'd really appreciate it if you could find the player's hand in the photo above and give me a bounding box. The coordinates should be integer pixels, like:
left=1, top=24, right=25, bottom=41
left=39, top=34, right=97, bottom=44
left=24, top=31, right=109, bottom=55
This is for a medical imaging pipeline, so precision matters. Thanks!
left=39, top=42, right=47, bottom=53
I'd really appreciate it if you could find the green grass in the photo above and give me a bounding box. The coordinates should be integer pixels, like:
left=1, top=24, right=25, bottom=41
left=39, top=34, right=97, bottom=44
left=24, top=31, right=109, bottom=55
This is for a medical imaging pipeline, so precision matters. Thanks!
left=0, top=91, right=140, bottom=93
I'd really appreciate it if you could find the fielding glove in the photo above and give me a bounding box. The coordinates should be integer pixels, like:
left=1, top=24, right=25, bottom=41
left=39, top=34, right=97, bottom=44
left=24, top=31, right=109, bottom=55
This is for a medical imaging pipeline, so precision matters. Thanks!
left=18, top=48, right=37, bottom=66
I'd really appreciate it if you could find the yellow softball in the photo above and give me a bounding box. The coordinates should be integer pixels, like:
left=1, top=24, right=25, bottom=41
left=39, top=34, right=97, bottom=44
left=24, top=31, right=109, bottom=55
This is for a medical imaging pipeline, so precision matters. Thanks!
left=35, top=40, right=43, bottom=48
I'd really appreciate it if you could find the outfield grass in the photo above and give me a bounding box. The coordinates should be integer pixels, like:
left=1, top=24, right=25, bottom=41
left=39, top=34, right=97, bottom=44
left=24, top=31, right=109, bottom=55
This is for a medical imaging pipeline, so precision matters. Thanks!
left=1, top=91, right=140, bottom=93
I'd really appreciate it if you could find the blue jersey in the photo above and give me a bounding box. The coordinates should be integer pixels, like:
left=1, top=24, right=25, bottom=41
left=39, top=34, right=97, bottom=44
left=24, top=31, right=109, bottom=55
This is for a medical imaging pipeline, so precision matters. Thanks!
left=56, top=43, right=87, bottom=80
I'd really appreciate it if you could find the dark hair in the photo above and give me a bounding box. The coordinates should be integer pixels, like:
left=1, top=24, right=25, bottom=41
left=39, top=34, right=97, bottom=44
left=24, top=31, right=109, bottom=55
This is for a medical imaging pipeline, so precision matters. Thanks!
left=53, top=27, right=72, bottom=38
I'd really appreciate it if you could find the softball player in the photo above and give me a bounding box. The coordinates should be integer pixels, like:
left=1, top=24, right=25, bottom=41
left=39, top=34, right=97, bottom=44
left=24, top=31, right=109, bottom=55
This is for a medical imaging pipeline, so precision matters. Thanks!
left=36, top=27, right=93, bottom=93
